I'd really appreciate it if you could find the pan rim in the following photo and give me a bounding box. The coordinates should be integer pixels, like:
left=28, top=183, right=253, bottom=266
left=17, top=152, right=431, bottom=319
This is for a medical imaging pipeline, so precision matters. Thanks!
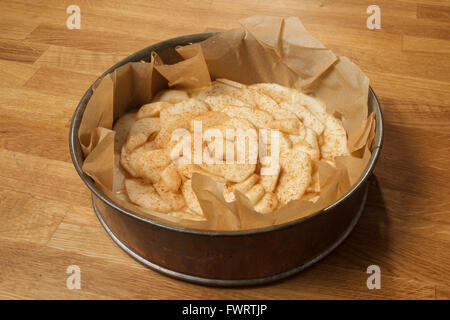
left=69, top=32, right=384, bottom=237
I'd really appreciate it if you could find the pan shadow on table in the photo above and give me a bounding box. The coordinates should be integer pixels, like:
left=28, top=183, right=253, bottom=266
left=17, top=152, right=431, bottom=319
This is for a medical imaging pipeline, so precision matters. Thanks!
left=162, top=118, right=439, bottom=298
left=257, top=119, right=437, bottom=297
left=237, top=120, right=401, bottom=290
left=273, top=176, right=391, bottom=286
left=209, top=178, right=391, bottom=297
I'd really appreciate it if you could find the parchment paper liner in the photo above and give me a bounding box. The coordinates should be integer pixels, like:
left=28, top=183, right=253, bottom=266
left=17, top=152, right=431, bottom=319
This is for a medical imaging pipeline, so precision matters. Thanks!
left=79, top=15, right=376, bottom=231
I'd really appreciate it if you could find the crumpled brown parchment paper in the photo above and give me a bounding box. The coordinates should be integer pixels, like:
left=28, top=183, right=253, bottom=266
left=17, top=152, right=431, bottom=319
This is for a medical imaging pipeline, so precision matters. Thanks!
left=78, top=15, right=376, bottom=231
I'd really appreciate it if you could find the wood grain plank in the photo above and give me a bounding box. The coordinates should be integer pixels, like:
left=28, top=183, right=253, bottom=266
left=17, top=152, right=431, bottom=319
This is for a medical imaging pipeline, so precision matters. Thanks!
left=0, top=87, right=77, bottom=161
left=368, top=71, right=450, bottom=109
left=286, top=263, right=435, bottom=300
left=319, top=180, right=450, bottom=281
left=0, top=59, right=39, bottom=88
left=377, top=98, right=450, bottom=131
left=417, top=4, right=450, bottom=23
left=1, top=175, right=92, bottom=210
left=47, top=222, right=140, bottom=266
left=0, top=238, right=436, bottom=299
left=402, top=35, right=450, bottom=54
left=0, top=240, right=115, bottom=299
left=23, top=66, right=97, bottom=98
left=0, top=115, right=71, bottom=162
left=0, top=40, right=48, bottom=63
left=0, top=149, right=90, bottom=208
left=435, top=286, right=450, bottom=300
left=401, top=0, right=449, bottom=6
left=330, top=225, right=450, bottom=290
left=0, top=87, right=76, bottom=124
left=0, top=0, right=66, bottom=26
left=0, top=15, right=40, bottom=40
left=25, top=24, right=158, bottom=55
left=34, top=46, right=126, bottom=75
left=61, top=205, right=102, bottom=227
left=0, top=189, right=68, bottom=245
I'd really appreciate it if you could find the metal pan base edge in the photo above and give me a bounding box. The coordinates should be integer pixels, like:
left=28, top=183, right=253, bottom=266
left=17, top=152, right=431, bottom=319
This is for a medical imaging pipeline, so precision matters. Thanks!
left=91, top=182, right=368, bottom=287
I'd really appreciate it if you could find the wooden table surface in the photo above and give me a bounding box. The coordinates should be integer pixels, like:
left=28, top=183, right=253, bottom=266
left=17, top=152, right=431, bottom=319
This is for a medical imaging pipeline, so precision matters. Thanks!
left=0, top=0, right=449, bottom=300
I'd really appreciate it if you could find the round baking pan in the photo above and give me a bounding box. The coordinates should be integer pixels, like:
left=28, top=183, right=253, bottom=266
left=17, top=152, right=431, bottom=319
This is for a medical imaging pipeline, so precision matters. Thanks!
left=69, top=33, right=383, bottom=286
